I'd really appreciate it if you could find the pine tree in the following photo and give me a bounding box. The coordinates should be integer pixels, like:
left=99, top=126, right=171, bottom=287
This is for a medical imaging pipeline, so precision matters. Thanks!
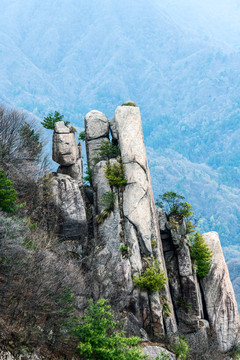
left=0, top=169, right=17, bottom=212
left=41, top=111, right=69, bottom=130
left=190, top=231, right=213, bottom=277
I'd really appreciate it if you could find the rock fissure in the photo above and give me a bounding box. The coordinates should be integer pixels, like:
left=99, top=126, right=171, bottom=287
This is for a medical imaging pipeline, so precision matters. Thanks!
left=124, top=215, right=151, bottom=257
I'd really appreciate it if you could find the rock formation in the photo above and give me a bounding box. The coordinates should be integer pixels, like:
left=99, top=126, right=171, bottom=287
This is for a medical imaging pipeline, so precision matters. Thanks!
left=45, top=107, right=239, bottom=356
left=45, top=121, right=87, bottom=241
left=201, top=232, right=239, bottom=352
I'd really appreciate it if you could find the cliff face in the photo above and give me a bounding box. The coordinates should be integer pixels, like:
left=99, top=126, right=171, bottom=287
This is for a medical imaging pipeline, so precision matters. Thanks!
left=46, top=105, right=239, bottom=355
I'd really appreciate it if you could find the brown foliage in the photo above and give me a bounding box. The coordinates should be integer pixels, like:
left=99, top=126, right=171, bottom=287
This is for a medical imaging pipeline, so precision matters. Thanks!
left=0, top=212, right=88, bottom=359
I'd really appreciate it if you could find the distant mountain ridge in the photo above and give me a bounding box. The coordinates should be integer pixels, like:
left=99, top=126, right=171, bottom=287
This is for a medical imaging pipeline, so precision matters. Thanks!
left=1, top=0, right=240, bottom=252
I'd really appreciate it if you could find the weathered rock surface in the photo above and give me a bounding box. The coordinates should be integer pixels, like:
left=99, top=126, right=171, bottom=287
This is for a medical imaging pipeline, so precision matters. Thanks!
left=84, top=111, right=109, bottom=168
left=159, top=210, right=204, bottom=334
left=47, top=173, right=87, bottom=241
left=85, top=110, right=109, bottom=140
left=142, top=346, right=176, bottom=360
left=0, top=351, right=42, bottom=360
left=57, top=158, right=83, bottom=186
left=114, top=106, right=177, bottom=336
left=201, top=231, right=240, bottom=352
left=52, top=121, right=78, bottom=166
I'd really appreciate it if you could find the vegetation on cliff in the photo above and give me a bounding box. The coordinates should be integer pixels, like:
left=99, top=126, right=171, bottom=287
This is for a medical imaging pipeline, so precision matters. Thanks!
left=190, top=232, right=213, bottom=278
left=71, top=299, right=148, bottom=360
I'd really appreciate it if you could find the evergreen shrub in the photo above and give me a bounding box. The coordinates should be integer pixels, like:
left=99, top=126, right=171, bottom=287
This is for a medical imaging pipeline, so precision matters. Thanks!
left=134, top=260, right=167, bottom=293
left=71, top=299, right=148, bottom=360
left=41, top=111, right=70, bottom=130
left=190, top=231, right=213, bottom=277
left=0, top=169, right=17, bottom=212
left=104, top=158, right=127, bottom=188
left=93, top=141, right=120, bottom=164
left=172, top=336, right=190, bottom=360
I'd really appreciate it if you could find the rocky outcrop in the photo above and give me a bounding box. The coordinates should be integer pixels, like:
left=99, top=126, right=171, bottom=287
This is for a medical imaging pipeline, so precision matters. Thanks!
left=40, top=107, right=239, bottom=356
left=200, top=232, right=240, bottom=352
left=84, top=106, right=177, bottom=338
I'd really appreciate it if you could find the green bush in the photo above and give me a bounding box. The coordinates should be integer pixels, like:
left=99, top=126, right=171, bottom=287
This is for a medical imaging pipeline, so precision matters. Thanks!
left=71, top=299, right=147, bottom=360
left=84, top=167, right=93, bottom=186
left=155, top=351, right=170, bottom=360
left=160, top=295, right=172, bottom=319
left=105, top=158, right=127, bottom=188
left=172, top=336, right=190, bottom=360
left=121, top=101, right=137, bottom=107
left=134, top=260, right=167, bottom=293
left=185, top=220, right=196, bottom=235
left=190, top=232, right=213, bottom=278
left=93, top=141, right=121, bottom=164
left=41, top=111, right=70, bottom=130
left=156, top=192, right=193, bottom=218
left=78, top=130, right=86, bottom=141
left=0, top=169, right=17, bottom=212
left=120, top=244, right=128, bottom=253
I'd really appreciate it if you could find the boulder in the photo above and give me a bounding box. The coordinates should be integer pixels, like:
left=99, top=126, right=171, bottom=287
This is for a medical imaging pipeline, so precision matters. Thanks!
left=54, top=121, right=70, bottom=134
left=52, top=122, right=78, bottom=166
left=85, top=110, right=109, bottom=140
left=200, top=232, right=240, bottom=352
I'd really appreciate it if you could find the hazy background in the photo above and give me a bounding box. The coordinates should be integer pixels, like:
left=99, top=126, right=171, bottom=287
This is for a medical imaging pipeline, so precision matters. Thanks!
left=1, top=0, right=240, bottom=301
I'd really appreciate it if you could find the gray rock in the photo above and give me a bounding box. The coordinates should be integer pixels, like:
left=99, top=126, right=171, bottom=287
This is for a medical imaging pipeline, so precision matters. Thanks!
left=177, top=242, right=192, bottom=277
left=53, top=131, right=78, bottom=166
left=143, top=346, right=176, bottom=360
left=85, top=110, right=109, bottom=140
left=0, top=351, right=42, bottom=359
left=86, top=137, right=109, bottom=169
left=168, top=214, right=186, bottom=246
left=114, top=106, right=147, bottom=169
left=57, top=158, right=83, bottom=186
left=157, top=208, right=168, bottom=232
left=114, top=106, right=177, bottom=335
left=91, top=160, right=133, bottom=307
left=109, top=117, right=118, bottom=143
left=122, top=313, right=149, bottom=340
left=54, top=121, right=70, bottom=134
left=200, top=232, right=240, bottom=352
left=47, top=173, right=87, bottom=241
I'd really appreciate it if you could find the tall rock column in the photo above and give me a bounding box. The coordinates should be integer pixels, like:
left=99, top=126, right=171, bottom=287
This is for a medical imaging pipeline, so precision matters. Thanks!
left=200, top=232, right=240, bottom=352
left=113, top=105, right=177, bottom=336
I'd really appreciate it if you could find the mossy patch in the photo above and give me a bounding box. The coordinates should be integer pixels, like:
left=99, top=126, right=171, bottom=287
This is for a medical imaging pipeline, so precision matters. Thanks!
left=121, top=101, right=137, bottom=107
